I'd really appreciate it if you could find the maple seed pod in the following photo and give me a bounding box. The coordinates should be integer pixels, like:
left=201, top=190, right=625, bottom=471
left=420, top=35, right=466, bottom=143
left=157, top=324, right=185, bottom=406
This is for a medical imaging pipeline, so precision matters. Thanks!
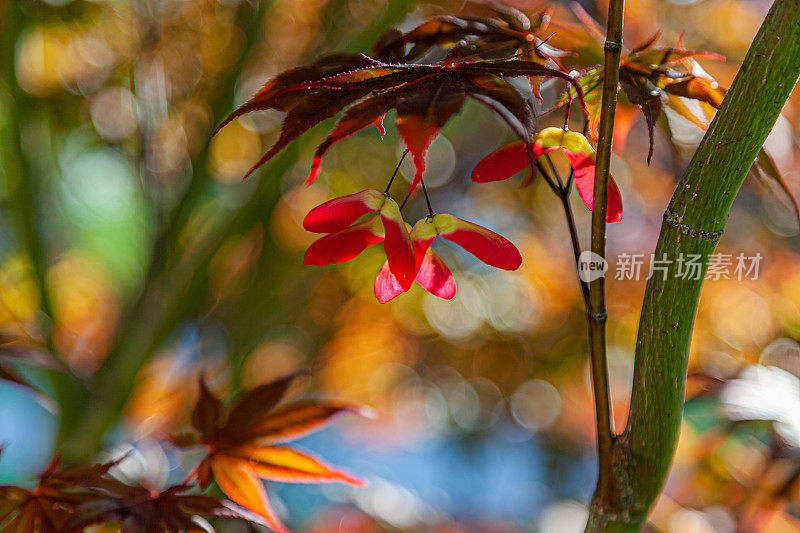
left=302, top=190, right=416, bottom=291
left=374, top=214, right=522, bottom=303
left=472, top=128, right=624, bottom=223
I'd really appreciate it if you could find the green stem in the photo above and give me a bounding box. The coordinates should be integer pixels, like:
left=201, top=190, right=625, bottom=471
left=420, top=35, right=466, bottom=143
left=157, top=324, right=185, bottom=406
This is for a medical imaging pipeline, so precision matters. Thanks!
left=0, top=3, right=53, bottom=343
left=1, top=1, right=84, bottom=424
left=557, top=187, right=590, bottom=307
left=586, top=0, right=800, bottom=530
left=587, top=0, right=624, bottom=513
left=528, top=149, right=590, bottom=305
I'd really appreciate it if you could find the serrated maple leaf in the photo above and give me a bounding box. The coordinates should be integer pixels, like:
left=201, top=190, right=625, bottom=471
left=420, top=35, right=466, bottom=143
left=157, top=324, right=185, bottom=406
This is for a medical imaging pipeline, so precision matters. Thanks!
left=61, top=481, right=260, bottom=533
left=371, top=3, right=570, bottom=99
left=559, top=8, right=799, bottom=224
left=0, top=455, right=118, bottom=533
left=472, top=127, right=623, bottom=223
left=216, top=51, right=586, bottom=193
left=558, top=45, right=724, bottom=162
left=556, top=6, right=725, bottom=163
left=176, top=374, right=369, bottom=533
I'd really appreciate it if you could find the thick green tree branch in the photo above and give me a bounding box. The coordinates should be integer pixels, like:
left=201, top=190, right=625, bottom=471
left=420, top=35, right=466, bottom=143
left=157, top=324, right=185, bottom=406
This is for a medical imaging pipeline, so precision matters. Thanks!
left=586, top=0, right=800, bottom=530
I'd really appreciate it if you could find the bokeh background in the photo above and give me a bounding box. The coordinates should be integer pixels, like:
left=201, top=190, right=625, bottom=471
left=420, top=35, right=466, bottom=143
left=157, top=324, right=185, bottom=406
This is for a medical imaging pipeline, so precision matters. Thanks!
left=1, top=0, right=800, bottom=531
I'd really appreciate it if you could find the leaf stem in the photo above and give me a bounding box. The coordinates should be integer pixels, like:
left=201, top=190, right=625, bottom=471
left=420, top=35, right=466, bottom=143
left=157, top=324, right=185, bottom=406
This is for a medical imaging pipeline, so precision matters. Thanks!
left=587, top=0, right=624, bottom=510
left=385, top=150, right=409, bottom=195
left=556, top=185, right=590, bottom=307
left=543, top=153, right=564, bottom=189
left=420, top=178, right=435, bottom=216
left=526, top=149, right=590, bottom=306
left=526, top=148, right=558, bottom=192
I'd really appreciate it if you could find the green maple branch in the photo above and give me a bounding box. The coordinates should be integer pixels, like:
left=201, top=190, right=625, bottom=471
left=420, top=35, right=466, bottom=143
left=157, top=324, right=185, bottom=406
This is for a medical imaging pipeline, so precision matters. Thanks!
left=586, top=0, right=800, bottom=530
left=588, top=0, right=624, bottom=511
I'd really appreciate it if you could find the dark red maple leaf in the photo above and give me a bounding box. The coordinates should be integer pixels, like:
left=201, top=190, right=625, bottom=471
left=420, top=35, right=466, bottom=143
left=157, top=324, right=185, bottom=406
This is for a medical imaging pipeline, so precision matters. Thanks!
left=0, top=455, right=118, bottom=532
left=371, top=2, right=570, bottom=99
left=215, top=52, right=587, bottom=192
left=61, top=481, right=260, bottom=533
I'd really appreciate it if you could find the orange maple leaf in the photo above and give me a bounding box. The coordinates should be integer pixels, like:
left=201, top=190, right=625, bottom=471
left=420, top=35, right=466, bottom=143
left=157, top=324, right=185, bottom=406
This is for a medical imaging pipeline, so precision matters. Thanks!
left=175, top=373, right=370, bottom=533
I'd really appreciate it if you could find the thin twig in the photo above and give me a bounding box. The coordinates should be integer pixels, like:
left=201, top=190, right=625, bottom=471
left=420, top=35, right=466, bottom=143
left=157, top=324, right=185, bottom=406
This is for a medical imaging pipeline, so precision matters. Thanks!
left=557, top=187, right=590, bottom=306
left=385, top=150, right=409, bottom=194
left=528, top=98, right=589, bottom=306
left=588, top=0, right=624, bottom=507
left=527, top=147, right=589, bottom=305
left=527, top=147, right=558, bottom=192
left=420, top=178, right=435, bottom=216
left=543, top=153, right=564, bottom=189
